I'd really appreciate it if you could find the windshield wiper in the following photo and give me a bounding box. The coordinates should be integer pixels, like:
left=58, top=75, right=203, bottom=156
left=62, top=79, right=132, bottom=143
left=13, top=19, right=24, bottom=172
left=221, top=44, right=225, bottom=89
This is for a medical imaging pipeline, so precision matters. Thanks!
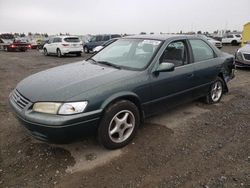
left=87, top=58, right=97, bottom=64
left=97, top=61, right=121, bottom=69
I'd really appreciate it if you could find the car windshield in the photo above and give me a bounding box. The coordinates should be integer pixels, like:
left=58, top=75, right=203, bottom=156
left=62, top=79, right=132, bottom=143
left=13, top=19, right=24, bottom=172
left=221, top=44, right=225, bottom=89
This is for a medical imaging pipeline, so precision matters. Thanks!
left=64, top=37, right=80, bottom=42
left=91, top=38, right=162, bottom=70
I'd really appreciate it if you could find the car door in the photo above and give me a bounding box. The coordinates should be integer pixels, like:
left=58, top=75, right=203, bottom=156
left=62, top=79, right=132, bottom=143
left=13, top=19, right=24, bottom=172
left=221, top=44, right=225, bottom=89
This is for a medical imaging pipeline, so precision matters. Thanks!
left=188, top=39, right=221, bottom=97
left=45, top=38, right=54, bottom=53
left=147, top=39, right=196, bottom=115
left=50, top=37, right=59, bottom=54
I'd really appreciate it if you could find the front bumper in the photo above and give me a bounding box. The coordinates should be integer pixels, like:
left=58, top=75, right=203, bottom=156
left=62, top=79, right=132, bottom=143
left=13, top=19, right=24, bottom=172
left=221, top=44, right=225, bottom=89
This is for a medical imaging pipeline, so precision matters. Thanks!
left=9, top=92, right=102, bottom=142
left=235, top=60, right=250, bottom=68
left=235, top=52, right=250, bottom=67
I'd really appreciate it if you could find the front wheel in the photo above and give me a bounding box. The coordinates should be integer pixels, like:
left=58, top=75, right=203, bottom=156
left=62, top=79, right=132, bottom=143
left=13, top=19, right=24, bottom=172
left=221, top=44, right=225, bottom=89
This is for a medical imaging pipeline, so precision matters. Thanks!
left=98, top=100, right=140, bottom=149
left=43, top=48, right=48, bottom=56
left=205, top=77, right=224, bottom=104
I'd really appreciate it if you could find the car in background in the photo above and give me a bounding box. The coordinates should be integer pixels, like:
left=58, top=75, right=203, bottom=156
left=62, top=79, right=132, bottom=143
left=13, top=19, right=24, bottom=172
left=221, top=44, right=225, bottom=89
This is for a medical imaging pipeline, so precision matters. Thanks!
left=197, top=35, right=222, bottom=49
left=206, top=37, right=222, bottom=49
left=222, top=34, right=242, bottom=46
left=83, top=34, right=121, bottom=53
left=43, top=36, right=83, bottom=57
left=235, top=43, right=250, bottom=67
left=37, top=39, right=49, bottom=50
left=0, top=34, right=31, bottom=52
left=29, top=39, right=38, bottom=49
left=9, top=35, right=235, bottom=149
left=93, top=38, right=119, bottom=52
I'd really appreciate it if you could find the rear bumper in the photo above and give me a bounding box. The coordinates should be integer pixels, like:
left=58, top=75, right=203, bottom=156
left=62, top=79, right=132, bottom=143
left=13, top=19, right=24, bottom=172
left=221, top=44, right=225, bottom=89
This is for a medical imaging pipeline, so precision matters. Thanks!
left=9, top=46, right=28, bottom=51
left=9, top=95, right=102, bottom=142
left=61, top=47, right=83, bottom=54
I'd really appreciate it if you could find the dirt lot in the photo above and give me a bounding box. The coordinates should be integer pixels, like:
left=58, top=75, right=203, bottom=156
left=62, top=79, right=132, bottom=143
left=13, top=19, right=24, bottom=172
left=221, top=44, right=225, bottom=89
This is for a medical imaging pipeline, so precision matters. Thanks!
left=0, top=47, right=249, bottom=188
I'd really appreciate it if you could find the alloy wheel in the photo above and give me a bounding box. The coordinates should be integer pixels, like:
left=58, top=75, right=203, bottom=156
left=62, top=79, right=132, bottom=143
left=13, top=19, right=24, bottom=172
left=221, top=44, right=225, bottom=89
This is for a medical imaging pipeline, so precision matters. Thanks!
left=211, top=81, right=223, bottom=102
left=108, top=110, right=135, bottom=143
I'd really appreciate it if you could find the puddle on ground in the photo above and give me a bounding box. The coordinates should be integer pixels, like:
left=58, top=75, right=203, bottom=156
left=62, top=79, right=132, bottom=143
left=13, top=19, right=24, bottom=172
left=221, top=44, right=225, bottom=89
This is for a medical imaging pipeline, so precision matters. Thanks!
left=60, top=141, right=122, bottom=174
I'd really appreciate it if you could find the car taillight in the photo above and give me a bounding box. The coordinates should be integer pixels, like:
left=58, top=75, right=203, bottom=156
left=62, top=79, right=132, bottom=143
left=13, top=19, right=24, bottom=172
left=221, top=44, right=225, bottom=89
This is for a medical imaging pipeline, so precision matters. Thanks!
left=28, top=45, right=31, bottom=48
left=11, top=44, right=16, bottom=48
left=62, top=44, right=69, bottom=46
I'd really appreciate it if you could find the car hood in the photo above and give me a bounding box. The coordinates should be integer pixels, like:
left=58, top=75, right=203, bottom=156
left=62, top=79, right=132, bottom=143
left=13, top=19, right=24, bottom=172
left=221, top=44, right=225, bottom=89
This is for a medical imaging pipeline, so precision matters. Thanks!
left=238, top=44, right=250, bottom=53
left=16, top=61, right=137, bottom=102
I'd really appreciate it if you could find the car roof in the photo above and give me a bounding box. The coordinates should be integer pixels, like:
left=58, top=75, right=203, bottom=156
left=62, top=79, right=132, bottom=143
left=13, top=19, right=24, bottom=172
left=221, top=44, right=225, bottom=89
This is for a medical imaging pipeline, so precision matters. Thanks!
left=124, top=34, right=198, bottom=41
left=51, top=36, right=79, bottom=39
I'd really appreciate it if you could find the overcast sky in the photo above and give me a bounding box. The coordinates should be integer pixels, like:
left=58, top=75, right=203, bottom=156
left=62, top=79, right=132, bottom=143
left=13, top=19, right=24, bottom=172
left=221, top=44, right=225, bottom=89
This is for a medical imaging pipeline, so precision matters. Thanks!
left=0, top=0, right=249, bottom=35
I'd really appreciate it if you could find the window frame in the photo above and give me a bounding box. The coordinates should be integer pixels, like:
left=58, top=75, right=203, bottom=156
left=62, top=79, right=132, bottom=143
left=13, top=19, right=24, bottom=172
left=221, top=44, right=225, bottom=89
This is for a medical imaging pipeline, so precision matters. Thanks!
left=159, top=39, right=190, bottom=68
left=188, top=39, right=217, bottom=63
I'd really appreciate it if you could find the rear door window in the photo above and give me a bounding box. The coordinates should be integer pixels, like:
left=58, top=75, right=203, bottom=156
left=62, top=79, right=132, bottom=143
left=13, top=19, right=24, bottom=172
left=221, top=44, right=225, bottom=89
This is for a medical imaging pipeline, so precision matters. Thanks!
left=189, top=39, right=215, bottom=62
left=103, top=35, right=110, bottom=41
left=96, top=35, right=103, bottom=42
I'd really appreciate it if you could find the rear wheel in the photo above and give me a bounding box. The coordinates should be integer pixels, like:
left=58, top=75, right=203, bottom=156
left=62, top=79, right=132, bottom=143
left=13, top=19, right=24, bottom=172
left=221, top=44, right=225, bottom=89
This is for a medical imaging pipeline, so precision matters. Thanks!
left=205, top=77, right=224, bottom=104
left=6, top=47, right=11, bottom=52
left=98, top=100, right=140, bottom=149
left=57, top=49, right=62, bottom=58
left=84, top=46, right=89, bottom=53
left=231, top=40, right=237, bottom=46
left=76, top=53, right=81, bottom=57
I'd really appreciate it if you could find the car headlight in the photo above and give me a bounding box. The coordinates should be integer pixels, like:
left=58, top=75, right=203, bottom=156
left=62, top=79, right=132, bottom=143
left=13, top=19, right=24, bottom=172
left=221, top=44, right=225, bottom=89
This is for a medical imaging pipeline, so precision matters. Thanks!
left=33, top=102, right=62, bottom=114
left=33, top=101, right=88, bottom=115
left=58, top=102, right=88, bottom=115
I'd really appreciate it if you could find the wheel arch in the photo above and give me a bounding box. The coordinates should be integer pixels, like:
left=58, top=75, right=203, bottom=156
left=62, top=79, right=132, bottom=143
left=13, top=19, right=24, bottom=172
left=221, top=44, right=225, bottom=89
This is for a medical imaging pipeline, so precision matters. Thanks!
left=100, top=92, right=144, bottom=121
left=218, top=72, right=228, bottom=93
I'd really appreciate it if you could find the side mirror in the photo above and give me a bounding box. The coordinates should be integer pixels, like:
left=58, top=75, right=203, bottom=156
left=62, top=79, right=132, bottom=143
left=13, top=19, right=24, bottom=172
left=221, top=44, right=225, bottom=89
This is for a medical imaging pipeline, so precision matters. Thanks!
left=155, top=62, right=175, bottom=73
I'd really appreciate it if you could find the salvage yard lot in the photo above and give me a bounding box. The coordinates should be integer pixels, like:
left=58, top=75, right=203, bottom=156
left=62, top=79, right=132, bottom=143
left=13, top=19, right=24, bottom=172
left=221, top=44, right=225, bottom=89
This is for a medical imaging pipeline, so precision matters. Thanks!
left=0, top=47, right=250, bottom=187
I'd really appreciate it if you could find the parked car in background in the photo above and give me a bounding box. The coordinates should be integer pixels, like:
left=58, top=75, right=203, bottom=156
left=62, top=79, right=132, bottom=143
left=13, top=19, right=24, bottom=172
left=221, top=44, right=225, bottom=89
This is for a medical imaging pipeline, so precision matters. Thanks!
left=29, top=39, right=38, bottom=49
left=0, top=34, right=31, bottom=52
left=222, top=34, right=242, bottom=46
left=206, top=36, right=222, bottom=49
left=235, top=43, right=250, bottom=67
left=43, top=36, right=83, bottom=57
left=9, top=35, right=235, bottom=149
left=37, top=39, right=49, bottom=50
left=93, top=38, right=119, bottom=52
left=83, top=34, right=121, bottom=53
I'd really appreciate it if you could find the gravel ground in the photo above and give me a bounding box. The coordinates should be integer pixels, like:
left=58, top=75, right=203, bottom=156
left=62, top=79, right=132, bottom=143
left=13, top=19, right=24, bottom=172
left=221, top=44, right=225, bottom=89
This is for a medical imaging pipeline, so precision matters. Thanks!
left=0, top=46, right=249, bottom=188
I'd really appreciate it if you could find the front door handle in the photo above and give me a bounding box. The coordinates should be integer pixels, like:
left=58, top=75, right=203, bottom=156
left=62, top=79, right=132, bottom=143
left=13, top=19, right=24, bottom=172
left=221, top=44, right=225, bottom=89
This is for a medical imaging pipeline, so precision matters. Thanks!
left=187, top=73, right=194, bottom=78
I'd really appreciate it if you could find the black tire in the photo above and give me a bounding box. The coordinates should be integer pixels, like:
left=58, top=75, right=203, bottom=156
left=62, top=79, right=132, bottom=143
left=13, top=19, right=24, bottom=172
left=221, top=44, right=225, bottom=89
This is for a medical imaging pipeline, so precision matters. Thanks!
left=43, top=48, right=48, bottom=56
left=205, top=77, right=224, bottom=104
left=98, top=100, right=140, bottom=149
left=231, top=40, right=237, bottom=46
left=6, top=47, right=11, bottom=52
left=57, top=49, right=62, bottom=58
left=84, top=46, right=89, bottom=53
left=76, top=53, right=81, bottom=57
